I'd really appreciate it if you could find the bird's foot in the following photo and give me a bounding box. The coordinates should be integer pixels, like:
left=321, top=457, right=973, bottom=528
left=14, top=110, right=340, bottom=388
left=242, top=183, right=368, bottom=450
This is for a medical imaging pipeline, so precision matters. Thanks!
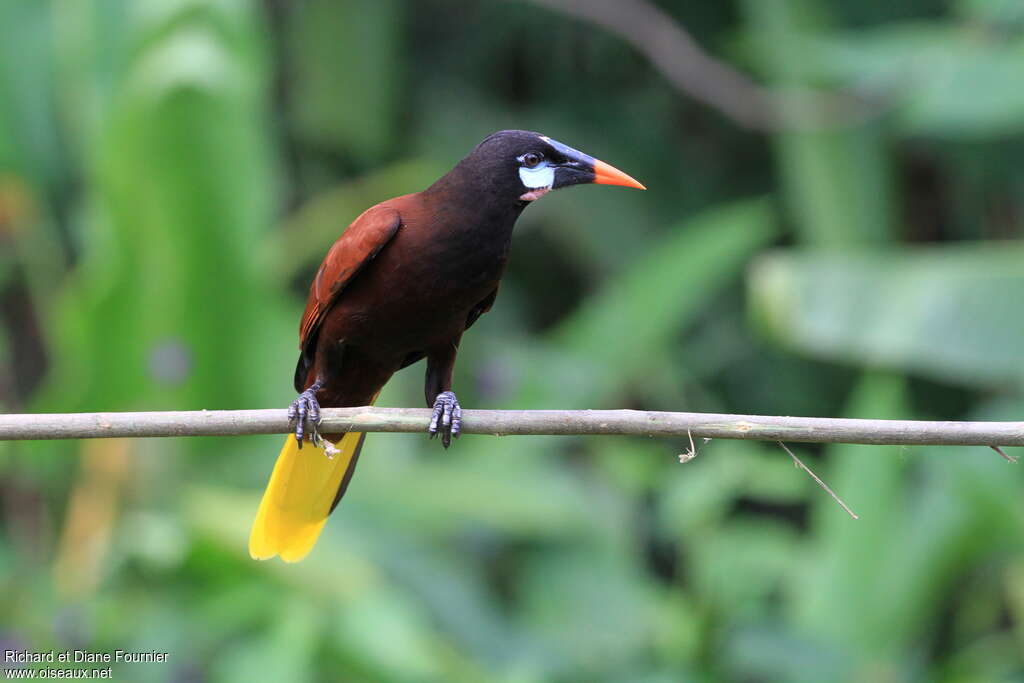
left=287, top=382, right=322, bottom=449
left=428, top=390, right=462, bottom=448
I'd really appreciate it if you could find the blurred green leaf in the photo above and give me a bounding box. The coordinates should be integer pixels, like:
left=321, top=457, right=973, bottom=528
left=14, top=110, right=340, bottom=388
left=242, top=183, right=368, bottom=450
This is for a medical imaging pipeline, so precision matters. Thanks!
left=820, top=24, right=1024, bottom=138
left=556, top=198, right=775, bottom=363
left=502, top=198, right=776, bottom=408
left=38, top=1, right=289, bottom=418
left=333, top=588, right=443, bottom=681
left=211, top=598, right=317, bottom=683
left=290, top=0, right=403, bottom=160
left=742, top=0, right=895, bottom=246
left=519, top=549, right=661, bottom=676
left=268, top=158, right=446, bottom=281
left=750, top=243, right=1024, bottom=386
left=957, top=0, right=1024, bottom=27
left=350, top=439, right=596, bottom=538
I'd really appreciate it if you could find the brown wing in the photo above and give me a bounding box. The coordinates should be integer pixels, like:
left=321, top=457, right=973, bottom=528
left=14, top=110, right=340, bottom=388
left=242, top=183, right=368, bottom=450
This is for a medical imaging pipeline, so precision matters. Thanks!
left=298, top=204, right=402, bottom=348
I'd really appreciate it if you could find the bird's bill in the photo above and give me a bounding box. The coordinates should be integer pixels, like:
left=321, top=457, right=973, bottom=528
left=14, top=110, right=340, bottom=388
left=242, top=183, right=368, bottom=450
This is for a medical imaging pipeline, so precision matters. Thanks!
left=592, top=159, right=646, bottom=190
left=544, top=137, right=646, bottom=191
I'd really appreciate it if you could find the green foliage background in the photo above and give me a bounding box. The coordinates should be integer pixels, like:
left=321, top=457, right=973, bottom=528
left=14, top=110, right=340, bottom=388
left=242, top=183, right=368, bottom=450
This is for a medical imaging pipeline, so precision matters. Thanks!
left=2, top=1, right=1024, bottom=680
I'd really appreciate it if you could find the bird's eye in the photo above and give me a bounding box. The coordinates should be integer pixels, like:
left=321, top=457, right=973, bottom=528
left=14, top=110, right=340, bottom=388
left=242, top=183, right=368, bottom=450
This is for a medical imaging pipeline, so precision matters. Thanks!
left=522, top=152, right=543, bottom=168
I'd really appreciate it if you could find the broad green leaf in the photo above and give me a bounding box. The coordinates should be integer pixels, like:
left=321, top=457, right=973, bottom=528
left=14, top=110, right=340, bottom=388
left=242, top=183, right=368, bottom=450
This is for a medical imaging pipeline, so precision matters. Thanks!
left=502, top=198, right=775, bottom=408
left=38, top=2, right=289, bottom=422
left=773, top=123, right=894, bottom=246
left=333, top=588, right=443, bottom=681
left=740, top=0, right=895, bottom=247
left=750, top=243, right=1024, bottom=386
left=519, top=549, right=661, bottom=675
left=268, top=159, right=445, bottom=281
left=819, top=24, right=1024, bottom=138
left=289, top=0, right=403, bottom=160
left=211, top=598, right=318, bottom=683
left=690, top=520, right=801, bottom=618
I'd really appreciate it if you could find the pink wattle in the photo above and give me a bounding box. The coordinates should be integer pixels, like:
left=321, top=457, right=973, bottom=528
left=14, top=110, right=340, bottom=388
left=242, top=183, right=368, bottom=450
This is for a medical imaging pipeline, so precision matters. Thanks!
left=519, top=187, right=551, bottom=201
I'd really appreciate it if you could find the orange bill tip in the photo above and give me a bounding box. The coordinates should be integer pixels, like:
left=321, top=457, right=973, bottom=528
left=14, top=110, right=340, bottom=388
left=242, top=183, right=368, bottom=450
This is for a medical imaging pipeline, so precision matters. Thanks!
left=593, top=159, right=646, bottom=190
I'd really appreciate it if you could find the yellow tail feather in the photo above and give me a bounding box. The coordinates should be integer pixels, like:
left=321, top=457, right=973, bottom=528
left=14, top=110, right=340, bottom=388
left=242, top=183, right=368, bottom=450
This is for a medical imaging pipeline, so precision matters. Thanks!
left=249, top=431, right=364, bottom=562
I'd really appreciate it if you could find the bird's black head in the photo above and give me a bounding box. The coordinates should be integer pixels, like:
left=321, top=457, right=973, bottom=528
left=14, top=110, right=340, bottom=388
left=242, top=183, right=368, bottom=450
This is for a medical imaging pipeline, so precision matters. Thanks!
left=435, top=129, right=644, bottom=205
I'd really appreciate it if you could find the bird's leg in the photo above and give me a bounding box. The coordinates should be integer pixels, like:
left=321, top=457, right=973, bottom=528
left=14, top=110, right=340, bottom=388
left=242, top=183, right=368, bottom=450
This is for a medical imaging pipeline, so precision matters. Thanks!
left=429, top=390, right=462, bottom=449
left=425, top=342, right=462, bottom=448
left=287, top=379, right=323, bottom=448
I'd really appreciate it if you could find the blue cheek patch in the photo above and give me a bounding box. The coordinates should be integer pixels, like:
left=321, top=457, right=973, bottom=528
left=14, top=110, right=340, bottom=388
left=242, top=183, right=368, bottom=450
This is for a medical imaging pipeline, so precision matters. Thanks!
left=519, top=162, right=555, bottom=189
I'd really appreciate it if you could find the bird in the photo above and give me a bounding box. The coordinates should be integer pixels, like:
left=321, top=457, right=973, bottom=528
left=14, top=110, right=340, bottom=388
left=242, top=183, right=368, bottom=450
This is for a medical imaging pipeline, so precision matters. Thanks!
left=249, top=130, right=645, bottom=562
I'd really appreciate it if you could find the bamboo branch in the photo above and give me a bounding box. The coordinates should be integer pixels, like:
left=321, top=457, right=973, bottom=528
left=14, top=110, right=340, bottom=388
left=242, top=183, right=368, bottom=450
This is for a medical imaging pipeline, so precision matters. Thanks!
left=0, top=408, right=1023, bottom=448
left=526, top=0, right=778, bottom=130
left=526, top=0, right=884, bottom=131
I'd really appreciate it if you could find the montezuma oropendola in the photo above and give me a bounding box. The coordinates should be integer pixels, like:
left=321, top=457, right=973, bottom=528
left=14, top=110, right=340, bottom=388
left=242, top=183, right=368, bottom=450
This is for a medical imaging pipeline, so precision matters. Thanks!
left=250, top=130, right=645, bottom=562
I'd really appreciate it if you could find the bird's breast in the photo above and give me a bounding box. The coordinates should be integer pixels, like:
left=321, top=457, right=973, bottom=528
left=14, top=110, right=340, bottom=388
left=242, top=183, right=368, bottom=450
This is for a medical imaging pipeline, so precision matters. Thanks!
left=331, top=207, right=516, bottom=353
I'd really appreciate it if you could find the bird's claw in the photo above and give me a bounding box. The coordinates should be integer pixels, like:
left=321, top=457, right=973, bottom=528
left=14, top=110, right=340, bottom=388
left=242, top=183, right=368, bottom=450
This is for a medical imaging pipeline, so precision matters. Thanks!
left=287, top=385, right=322, bottom=448
left=428, top=390, right=462, bottom=448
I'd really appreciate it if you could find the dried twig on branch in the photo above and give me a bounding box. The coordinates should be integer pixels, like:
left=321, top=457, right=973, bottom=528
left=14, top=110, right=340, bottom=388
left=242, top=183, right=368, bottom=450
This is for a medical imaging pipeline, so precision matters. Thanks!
left=777, top=441, right=859, bottom=519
